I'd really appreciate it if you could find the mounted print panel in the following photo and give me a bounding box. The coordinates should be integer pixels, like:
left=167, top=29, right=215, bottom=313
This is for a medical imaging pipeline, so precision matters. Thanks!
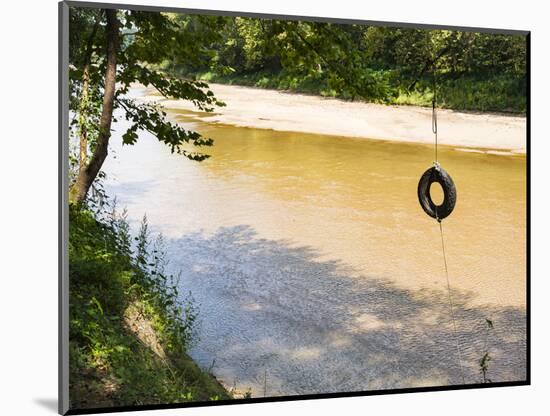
left=59, top=1, right=529, bottom=414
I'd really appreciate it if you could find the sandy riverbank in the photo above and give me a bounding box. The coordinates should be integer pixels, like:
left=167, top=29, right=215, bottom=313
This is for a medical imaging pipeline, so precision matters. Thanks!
left=138, top=83, right=526, bottom=154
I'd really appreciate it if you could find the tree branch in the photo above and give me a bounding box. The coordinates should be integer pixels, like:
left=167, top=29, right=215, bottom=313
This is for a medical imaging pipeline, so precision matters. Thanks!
left=407, top=45, right=450, bottom=92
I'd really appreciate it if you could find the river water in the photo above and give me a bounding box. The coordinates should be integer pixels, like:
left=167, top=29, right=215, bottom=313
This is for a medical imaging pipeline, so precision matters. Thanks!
left=104, top=91, right=526, bottom=397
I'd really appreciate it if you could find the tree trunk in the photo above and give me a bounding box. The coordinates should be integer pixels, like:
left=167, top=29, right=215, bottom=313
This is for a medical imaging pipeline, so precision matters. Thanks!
left=70, top=9, right=119, bottom=204
left=77, top=16, right=100, bottom=176
left=78, top=64, right=90, bottom=176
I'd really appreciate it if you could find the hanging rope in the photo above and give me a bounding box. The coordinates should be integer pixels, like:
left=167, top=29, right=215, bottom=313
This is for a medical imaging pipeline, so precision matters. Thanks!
left=439, top=221, right=466, bottom=384
left=432, top=70, right=438, bottom=164
left=431, top=65, right=466, bottom=384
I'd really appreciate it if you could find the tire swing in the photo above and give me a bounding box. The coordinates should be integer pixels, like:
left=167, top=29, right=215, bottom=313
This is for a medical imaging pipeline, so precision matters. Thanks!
left=417, top=67, right=457, bottom=222
left=417, top=162, right=456, bottom=222
left=417, top=67, right=465, bottom=384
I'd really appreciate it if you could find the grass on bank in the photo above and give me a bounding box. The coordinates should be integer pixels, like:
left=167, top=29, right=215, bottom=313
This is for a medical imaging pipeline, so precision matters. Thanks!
left=69, top=204, right=230, bottom=410
left=179, top=69, right=526, bottom=114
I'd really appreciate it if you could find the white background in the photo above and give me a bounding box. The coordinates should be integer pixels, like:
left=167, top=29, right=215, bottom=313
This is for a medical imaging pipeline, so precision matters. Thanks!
left=1, top=0, right=547, bottom=414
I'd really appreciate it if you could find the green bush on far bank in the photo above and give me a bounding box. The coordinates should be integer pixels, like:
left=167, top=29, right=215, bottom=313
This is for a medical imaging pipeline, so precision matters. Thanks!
left=179, top=68, right=525, bottom=114
left=394, top=76, right=526, bottom=113
left=69, top=204, right=230, bottom=410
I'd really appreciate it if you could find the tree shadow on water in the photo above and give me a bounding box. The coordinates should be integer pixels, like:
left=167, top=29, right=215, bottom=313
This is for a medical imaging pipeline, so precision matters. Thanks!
left=166, top=225, right=526, bottom=397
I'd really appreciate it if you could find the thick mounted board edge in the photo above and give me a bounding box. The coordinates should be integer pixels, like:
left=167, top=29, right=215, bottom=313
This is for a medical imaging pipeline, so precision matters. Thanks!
left=64, top=380, right=530, bottom=415
left=59, top=1, right=70, bottom=415
left=525, top=32, right=531, bottom=386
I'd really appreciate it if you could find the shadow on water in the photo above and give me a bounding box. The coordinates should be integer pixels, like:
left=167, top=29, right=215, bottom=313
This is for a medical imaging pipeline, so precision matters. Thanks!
left=105, top=180, right=158, bottom=206
left=166, top=225, right=526, bottom=397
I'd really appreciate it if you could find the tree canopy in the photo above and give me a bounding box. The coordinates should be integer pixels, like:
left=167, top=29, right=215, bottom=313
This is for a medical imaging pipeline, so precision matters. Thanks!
left=171, top=17, right=526, bottom=110
left=68, top=8, right=226, bottom=203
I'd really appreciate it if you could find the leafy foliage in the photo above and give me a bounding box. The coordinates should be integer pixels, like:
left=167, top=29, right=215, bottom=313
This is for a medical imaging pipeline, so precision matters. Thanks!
left=69, top=204, right=229, bottom=408
left=68, top=8, right=226, bottom=179
left=117, top=98, right=213, bottom=160
left=205, top=17, right=396, bottom=101
left=166, top=17, right=526, bottom=112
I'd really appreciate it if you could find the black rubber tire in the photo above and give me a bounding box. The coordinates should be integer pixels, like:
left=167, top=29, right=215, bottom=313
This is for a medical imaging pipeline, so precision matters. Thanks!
left=417, top=166, right=457, bottom=221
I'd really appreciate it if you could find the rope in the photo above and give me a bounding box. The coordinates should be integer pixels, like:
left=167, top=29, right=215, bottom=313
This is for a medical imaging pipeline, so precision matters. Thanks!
left=432, top=70, right=438, bottom=163
left=438, top=221, right=466, bottom=384
left=431, top=64, right=466, bottom=384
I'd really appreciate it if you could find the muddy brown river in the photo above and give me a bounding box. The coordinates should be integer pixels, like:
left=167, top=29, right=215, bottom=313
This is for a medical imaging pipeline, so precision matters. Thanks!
left=104, top=91, right=526, bottom=397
